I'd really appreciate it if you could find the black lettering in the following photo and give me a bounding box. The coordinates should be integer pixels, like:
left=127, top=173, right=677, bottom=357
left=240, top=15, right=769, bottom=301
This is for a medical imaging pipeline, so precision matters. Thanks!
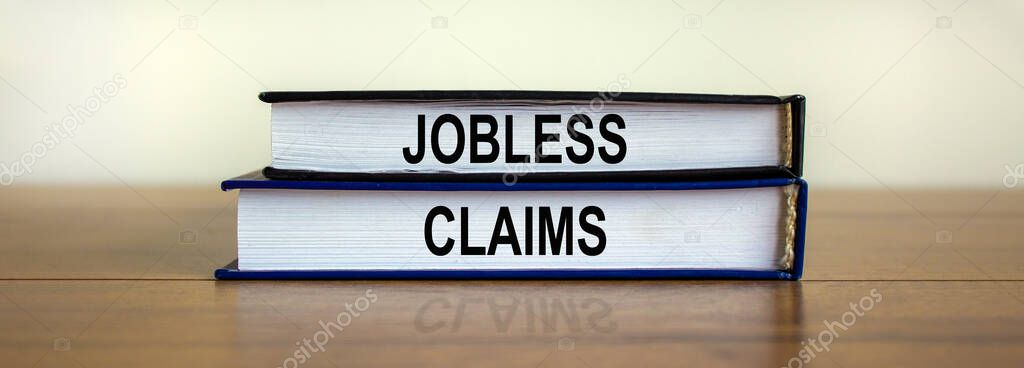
left=403, top=114, right=427, bottom=163
left=539, top=207, right=573, bottom=255
left=598, top=114, right=627, bottom=164
left=504, top=115, right=530, bottom=163
left=566, top=114, right=595, bottom=164
left=524, top=206, right=533, bottom=255
left=470, top=115, right=500, bottom=163
left=461, top=207, right=485, bottom=255
left=425, top=206, right=455, bottom=256
left=534, top=114, right=562, bottom=163
left=488, top=206, right=522, bottom=255
left=577, top=206, right=606, bottom=256
left=431, top=114, right=465, bottom=164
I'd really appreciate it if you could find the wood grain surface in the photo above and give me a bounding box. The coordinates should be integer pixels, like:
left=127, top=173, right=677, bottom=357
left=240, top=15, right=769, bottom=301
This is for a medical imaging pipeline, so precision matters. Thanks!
left=0, top=187, right=1021, bottom=367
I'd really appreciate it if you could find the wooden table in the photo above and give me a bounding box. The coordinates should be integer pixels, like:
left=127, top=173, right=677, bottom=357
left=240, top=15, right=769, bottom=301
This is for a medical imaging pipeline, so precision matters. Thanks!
left=1, top=187, right=1021, bottom=367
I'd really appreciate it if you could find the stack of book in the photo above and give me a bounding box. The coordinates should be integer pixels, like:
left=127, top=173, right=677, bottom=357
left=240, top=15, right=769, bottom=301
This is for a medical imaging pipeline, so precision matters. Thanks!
left=216, top=91, right=806, bottom=280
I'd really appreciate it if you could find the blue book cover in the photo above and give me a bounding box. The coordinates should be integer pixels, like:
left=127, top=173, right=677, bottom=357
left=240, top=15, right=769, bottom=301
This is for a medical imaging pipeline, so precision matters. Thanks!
left=216, top=172, right=807, bottom=280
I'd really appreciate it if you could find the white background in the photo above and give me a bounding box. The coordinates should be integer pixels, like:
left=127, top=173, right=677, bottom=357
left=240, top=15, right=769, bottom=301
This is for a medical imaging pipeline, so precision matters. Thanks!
left=2, top=0, right=1022, bottom=188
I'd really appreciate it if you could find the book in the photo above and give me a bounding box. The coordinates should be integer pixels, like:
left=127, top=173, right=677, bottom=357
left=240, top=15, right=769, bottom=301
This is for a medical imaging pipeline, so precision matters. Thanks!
left=259, top=91, right=805, bottom=182
left=215, top=172, right=807, bottom=280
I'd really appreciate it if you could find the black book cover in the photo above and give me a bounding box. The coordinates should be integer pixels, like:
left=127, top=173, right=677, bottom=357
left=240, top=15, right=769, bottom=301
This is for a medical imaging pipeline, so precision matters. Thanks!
left=259, top=91, right=804, bottom=183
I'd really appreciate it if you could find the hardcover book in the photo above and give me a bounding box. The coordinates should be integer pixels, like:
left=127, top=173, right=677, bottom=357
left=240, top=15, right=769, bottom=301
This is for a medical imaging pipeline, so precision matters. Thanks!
left=259, top=91, right=805, bottom=182
left=215, top=172, right=807, bottom=280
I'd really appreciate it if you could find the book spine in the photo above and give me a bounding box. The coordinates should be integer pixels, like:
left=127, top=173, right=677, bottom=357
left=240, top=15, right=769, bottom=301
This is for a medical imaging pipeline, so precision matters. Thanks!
left=783, top=95, right=806, bottom=177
